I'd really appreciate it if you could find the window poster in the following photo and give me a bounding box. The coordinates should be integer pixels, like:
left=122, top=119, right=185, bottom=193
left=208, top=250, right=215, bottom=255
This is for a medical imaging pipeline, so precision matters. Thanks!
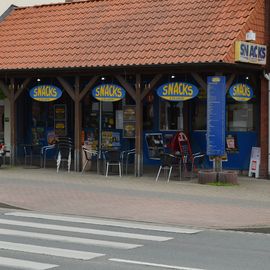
left=102, top=131, right=121, bottom=149
left=123, top=105, right=136, bottom=138
left=226, top=134, right=238, bottom=153
left=145, top=133, right=164, bottom=159
left=123, top=122, right=136, bottom=138
left=54, top=105, right=66, bottom=120
left=123, top=105, right=136, bottom=121
left=54, top=104, right=67, bottom=136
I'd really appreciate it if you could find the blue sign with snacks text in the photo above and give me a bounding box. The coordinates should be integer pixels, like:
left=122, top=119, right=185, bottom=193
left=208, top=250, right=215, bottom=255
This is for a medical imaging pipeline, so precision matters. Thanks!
left=92, top=84, right=126, bottom=102
left=157, top=82, right=199, bottom=101
left=229, top=83, right=253, bottom=102
left=29, top=85, right=62, bottom=102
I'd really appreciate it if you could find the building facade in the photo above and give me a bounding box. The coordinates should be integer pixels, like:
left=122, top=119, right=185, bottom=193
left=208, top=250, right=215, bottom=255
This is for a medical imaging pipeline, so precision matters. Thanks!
left=0, top=0, right=269, bottom=176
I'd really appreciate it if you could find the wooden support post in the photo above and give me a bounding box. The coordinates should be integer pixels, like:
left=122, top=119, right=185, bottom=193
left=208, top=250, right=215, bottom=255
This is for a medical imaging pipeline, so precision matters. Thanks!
left=226, top=74, right=236, bottom=92
left=140, top=74, right=162, bottom=102
left=135, top=74, right=143, bottom=177
left=74, top=76, right=81, bottom=172
left=191, top=72, right=207, bottom=90
left=9, top=78, right=16, bottom=166
left=115, top=75, right=136, bottom=101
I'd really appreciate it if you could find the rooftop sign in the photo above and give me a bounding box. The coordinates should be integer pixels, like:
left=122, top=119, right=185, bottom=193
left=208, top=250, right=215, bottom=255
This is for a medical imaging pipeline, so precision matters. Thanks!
left=229, top=83, right=253, bottom=102
left=156, top=82, right=199, bottom=101
left=235, top=41, right=267, bottom=65
left=29, top=85, right=62, bottom=102
left=92, top=84, right=126, bottom=102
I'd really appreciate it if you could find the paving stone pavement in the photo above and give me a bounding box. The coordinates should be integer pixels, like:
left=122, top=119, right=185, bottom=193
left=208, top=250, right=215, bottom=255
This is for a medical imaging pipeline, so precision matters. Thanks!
left=0, top=166, right=270, bottom=229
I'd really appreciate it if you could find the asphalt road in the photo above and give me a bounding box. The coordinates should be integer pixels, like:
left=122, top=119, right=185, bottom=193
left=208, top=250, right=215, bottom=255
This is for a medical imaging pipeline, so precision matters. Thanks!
left=0, top=210, right=269, bottom=270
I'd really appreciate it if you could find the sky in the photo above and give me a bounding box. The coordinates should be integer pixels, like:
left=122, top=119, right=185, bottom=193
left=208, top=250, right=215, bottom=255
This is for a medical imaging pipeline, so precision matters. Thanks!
left=0, top=0, right=64, bottom=15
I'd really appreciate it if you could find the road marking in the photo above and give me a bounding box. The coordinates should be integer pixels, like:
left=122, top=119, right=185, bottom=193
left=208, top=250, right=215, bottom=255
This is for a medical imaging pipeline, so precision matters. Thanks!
left=6, top=212, right=202, bottom=234
left=0, top=241, right=104, bottom=260
left=0, top=256, right=58, bottom=270
left=109, top=258, right=207, bottom=270
left=0, top=228, right=141, bottom=249
left=0, top=219, right=171, bottom=241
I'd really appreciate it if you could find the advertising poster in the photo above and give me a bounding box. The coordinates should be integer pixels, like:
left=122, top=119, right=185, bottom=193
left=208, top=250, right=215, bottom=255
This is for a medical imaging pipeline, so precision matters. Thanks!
left=145, top=133, right=164, bottom=159
left=54, top=104, right=67, bottom=136
left=123, top=106, right=136, bottom=121
left=226, top=134, right=238, bottom=153
left=123, top=122, right=136, bottom=138
left=102, top=131, right=121, bottom=149
left=123, top=105, right=136, bottom=138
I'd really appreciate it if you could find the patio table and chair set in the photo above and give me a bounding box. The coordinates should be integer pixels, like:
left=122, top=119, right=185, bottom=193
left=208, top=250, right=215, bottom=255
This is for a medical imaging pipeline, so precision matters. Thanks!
left=19, top=132, right=205, bottom=181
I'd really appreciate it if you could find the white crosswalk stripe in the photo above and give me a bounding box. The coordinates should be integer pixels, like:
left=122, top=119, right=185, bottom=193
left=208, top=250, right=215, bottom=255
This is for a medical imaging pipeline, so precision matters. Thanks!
left=0, top=218, right=172, bottom=241
left=0, top=228, right=142, bottom=249
left=6, top=212, right=202, bottom=234
left=0, top=256, right=58, bottom=270
left=0, top=241, right=104, bottom=260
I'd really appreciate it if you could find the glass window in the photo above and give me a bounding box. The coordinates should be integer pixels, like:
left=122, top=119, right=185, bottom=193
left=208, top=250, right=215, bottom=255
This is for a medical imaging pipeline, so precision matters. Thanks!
left=227, top=102, right=255, bottom=131
left=192, top=100, right=206, bottom=130
left=159, top=100, right=183, bottom=130
left=143, top=103, right=154, bottom=130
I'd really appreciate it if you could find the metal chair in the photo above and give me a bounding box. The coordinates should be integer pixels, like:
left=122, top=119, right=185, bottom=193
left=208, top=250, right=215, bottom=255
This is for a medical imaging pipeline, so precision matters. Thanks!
left=155, top=153, right=179, bottom=182
left=23, top=144, right=43, bottom=167
left=121, top=148, right=135, bottom=175
left=81, top=146, right=98, bottom=174
left=56, top=141, right=73, bottom=173
left=103, top=150, right=122, bottom=177
left=41, top=144, right=56, bottom=168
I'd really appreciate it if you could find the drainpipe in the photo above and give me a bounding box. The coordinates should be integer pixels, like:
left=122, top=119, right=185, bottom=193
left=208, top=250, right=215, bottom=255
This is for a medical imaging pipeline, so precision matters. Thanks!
left=264, top=71, right=270, bottom=176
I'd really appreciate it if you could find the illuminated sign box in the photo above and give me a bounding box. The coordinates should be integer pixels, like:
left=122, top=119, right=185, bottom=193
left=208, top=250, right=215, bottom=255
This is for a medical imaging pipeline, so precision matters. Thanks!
left=235, top=41, right=267, bottom=65
left=92, top=84, right=126, bottom=102
left=29, top=85, right=62, bottom=102
left=156, top=82, right=199, bottom=101
left=229, top=83, right=253, bottom=102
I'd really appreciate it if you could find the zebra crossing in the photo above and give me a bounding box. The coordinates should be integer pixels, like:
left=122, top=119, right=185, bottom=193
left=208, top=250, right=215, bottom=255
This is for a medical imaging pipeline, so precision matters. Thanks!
left=0, top=211, right=202, bottom=269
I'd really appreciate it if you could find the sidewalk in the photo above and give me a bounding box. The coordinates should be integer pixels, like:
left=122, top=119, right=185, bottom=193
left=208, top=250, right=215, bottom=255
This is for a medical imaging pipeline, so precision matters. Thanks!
left=0, top=166, right=270, bottom=229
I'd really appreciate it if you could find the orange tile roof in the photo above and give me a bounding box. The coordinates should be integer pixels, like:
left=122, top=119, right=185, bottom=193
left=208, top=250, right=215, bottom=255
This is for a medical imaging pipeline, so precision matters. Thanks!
left=0, top=0, right=266, bottom=70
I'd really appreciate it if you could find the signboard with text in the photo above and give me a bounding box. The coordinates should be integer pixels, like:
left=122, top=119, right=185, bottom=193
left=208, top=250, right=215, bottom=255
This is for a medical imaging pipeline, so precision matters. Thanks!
left=29, top=85, right=62, bottom=102
left=235, top=41, right=267, bottom=65
left=156, top=82, right=199, bottom=101
left=207, top=76, right=226, bottom=156
left=229, top=83, right=253, bottom=102
left=92, top=84, right=126, bottom=102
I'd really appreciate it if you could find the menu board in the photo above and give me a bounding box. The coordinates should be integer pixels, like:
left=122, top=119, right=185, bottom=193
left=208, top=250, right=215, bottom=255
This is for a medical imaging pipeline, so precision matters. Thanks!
left=54, top=104, right=67, bottom=136
left=206, top=76, right=226, bottom=156
left=123, top=105, right=136, bottom=138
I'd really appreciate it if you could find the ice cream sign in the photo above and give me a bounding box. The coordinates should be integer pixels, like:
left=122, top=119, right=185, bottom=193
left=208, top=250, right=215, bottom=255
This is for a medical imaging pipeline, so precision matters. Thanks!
left=157, top=82, right=199, bottom=101
left=92, top=84, right=126, bottom=102
left=229, top=83, right=253, bottom=102
left=29, top=85, right=62, bottom=102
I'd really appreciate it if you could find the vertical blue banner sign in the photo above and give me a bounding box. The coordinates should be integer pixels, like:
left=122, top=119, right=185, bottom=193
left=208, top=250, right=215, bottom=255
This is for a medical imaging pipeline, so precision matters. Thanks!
left=207, top=76, right=226, bottom=156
